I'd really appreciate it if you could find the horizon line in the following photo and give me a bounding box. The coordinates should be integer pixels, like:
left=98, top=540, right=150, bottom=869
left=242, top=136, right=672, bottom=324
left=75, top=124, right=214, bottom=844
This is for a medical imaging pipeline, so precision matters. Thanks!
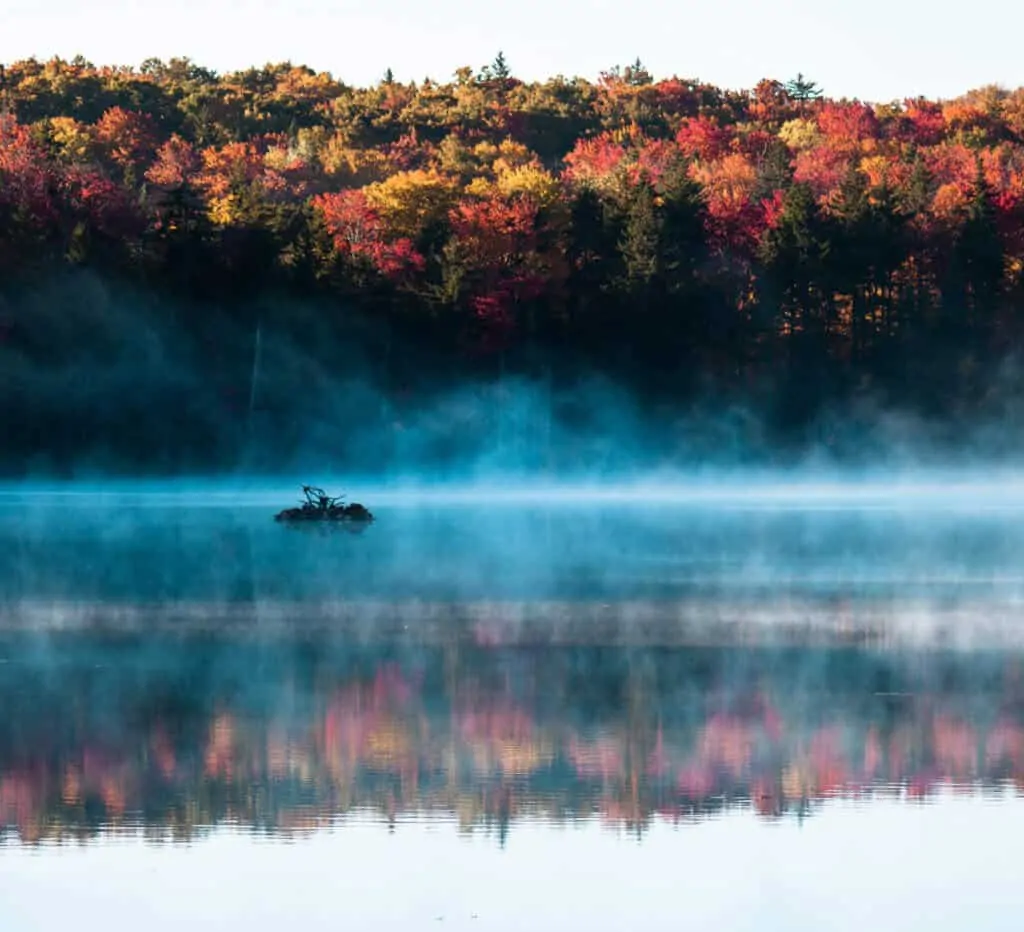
left=2, top=54, right=1016, bottom=106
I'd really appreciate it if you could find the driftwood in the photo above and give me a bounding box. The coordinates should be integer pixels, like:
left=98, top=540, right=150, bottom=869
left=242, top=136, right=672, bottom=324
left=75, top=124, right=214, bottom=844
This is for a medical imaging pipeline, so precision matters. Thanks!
left=274, top=485, right=374, bottom=524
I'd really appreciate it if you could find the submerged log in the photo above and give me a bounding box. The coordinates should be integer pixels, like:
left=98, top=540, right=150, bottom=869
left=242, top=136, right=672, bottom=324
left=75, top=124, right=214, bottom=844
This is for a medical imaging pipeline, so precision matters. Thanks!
left=274, top=485, right=374, bottom=524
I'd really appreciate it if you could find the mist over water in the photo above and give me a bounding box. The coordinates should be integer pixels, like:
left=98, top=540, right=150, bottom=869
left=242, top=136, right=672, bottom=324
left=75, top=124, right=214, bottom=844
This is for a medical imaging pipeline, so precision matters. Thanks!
left=9, top=477, right=1024, bottom=613
left=4, top=480, right=1024, bottom=930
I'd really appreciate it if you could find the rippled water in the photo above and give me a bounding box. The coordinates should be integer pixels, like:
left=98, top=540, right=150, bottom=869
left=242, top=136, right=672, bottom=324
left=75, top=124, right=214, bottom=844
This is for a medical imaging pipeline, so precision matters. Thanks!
left=2, top=489, right=1024, bottom=930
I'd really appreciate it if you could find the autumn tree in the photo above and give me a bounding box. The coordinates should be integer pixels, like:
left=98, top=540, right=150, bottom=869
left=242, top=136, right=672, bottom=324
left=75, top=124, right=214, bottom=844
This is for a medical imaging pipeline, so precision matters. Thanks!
left=0, top=117, right=65, bottom=269
left=93, top=106, right=157, bottom=184
left=364, top=168, right=458, bottom=243
left=314, top=188, right=425, bottom=285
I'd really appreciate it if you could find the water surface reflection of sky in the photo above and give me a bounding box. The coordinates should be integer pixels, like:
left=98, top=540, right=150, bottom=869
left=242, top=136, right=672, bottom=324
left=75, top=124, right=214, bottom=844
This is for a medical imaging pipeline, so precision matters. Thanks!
left=3, top=799, right=1024, bottom=932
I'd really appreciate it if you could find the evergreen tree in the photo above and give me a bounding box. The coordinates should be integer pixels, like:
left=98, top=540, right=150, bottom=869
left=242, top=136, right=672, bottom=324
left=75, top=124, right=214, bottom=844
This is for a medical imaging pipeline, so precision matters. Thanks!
left=491, top=51, right=510, bottom=80
left=785, top=73, right=823, bottom=102
left=958, top=157, right=1004, bottom=312
left=657, top=162, right=705, bottom=295
left=619, top=184, right=659, bottom=288
left=623, top=58, right=653, bottom=86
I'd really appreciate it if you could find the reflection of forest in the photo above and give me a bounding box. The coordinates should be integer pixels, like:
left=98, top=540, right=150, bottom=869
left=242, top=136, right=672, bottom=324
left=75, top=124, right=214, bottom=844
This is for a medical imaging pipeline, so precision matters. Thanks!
left=1, top=635, right=1023, bottom=845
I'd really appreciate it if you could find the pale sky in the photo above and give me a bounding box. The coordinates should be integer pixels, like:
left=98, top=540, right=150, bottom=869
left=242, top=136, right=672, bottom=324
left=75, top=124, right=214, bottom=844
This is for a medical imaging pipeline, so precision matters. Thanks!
left=2, top=0, right=1023, bottom=102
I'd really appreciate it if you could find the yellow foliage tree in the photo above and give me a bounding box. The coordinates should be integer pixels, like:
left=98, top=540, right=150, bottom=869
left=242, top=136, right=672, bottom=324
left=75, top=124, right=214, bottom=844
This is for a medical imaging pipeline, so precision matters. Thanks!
left=46, top=116, right=94, bottom=163
left=363, top=169, right=458, bottom=239
left=859, top=154, right=891, bottom=189
left=778, top=118, right=822, bottom=152
left=494, top=164, right=561, bottom=208
left=436, top=134, right=477, bottom=179
left=492, top=139, right=536, bottom=173
left=471, top=139, right=535, bottom=174
left=320, top=133, right=390, bottom=185
left=464, top=176, right=496, bottom=199
left=207, top=194, right=239, bottom=226
left=1004, top=89, right=1024, bottom=140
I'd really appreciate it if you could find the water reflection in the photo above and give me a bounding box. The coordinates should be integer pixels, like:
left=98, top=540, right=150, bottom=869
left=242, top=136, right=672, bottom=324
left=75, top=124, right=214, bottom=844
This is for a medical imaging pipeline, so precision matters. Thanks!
left=10, top=499, right=1024, bottom=604
left=4, top=497, right=1024, bottom=853
left=2, top=632, right=1022, bottom=846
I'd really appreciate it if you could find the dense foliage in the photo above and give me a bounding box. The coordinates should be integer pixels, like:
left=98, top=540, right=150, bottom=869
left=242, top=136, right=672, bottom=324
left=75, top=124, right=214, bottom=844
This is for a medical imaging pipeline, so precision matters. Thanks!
left=3, top=55, right=1024, bottom=470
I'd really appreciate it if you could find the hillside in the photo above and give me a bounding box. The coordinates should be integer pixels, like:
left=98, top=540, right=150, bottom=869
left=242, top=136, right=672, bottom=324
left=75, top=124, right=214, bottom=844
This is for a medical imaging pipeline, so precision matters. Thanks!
left=2, top=56, right=1024, bottom=472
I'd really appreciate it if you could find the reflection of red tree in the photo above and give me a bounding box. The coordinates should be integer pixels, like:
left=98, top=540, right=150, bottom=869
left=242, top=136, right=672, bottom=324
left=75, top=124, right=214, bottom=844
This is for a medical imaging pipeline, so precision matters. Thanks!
left=458, top=701, right=549, bottom=775
left=570, top=734, right=623, bottom=780
left=150, top=726, right=177, bottom=779
left=864, top=727, right=883, bottom=778
left=646, top=726, right=670, bottom=777
left=811, top=728, right=849, bottom=797
left=321, top=666, right=423, bottom=783
left=888, top=727, right=910, bottom=784
left=698, top=714, right=755, bottom=777
left=750, top=778, right=782, bottom=817
left=0, top=774, right=39, bottom=832
left=933, top=717, right=978, bottom=780
left=204, top=713, right=236, bottom=778
left=907, top=769, right=941, bottom=801
left=677, top=765, right=714, bottom=799
left=987, top=721, right=1024, bottom=768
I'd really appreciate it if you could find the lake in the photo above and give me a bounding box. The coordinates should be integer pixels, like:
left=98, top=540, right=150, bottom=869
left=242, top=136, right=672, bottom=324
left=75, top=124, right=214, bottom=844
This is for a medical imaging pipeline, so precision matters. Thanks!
left=2, top=485, right=1024, bottom=930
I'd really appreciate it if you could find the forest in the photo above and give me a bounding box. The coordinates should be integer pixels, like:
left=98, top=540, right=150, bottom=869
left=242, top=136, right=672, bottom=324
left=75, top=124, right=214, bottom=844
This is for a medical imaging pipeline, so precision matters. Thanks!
left=2, top=55, right=1024, bottom=472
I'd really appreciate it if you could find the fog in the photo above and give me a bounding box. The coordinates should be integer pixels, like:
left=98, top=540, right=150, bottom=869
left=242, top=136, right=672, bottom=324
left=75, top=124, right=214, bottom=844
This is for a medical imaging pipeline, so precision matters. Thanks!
left=5, top=481, right=1024, bottom=653
left=6, top=271, right=1024, bottom=480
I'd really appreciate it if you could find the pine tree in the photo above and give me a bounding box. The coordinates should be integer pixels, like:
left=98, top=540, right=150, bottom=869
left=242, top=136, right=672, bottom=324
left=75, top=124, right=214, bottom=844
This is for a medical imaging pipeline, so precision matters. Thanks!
left=624, top=58, right=653, bottom=86
left=657, top=163, right=705, bottom=294
left=959, top=156, right=1004, bottom=312
left=620, top=185, right=659, bottom=287
left=785, top=73, right=823, bottom=102
left=491, top=51, right=510, bottom=80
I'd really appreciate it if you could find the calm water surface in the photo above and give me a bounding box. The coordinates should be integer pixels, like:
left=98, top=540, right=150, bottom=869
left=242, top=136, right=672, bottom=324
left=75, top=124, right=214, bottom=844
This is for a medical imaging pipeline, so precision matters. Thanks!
left=2, top=490, right=1024, bottom=930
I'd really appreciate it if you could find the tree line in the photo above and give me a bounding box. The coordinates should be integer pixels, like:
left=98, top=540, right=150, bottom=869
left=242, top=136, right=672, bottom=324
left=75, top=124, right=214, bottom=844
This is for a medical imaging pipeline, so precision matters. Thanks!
left=2, top=55, right=1024, bottom=469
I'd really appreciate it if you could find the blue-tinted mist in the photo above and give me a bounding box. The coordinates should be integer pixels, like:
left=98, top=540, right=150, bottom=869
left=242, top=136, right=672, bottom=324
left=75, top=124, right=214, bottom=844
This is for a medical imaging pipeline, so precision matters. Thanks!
left=5, top=484, right=1024, bottom=651
left=7, top=271, right=1024, bottom=480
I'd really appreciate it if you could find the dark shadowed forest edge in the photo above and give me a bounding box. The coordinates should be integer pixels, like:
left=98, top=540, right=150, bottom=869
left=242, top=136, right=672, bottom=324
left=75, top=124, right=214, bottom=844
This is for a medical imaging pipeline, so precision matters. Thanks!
left=3, top=56, right=1024, bottom=476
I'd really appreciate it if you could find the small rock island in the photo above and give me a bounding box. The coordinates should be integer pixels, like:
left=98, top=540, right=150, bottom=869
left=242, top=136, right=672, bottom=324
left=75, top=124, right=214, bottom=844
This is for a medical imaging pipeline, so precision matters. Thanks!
left=274, top=485, right=374, bottom=524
